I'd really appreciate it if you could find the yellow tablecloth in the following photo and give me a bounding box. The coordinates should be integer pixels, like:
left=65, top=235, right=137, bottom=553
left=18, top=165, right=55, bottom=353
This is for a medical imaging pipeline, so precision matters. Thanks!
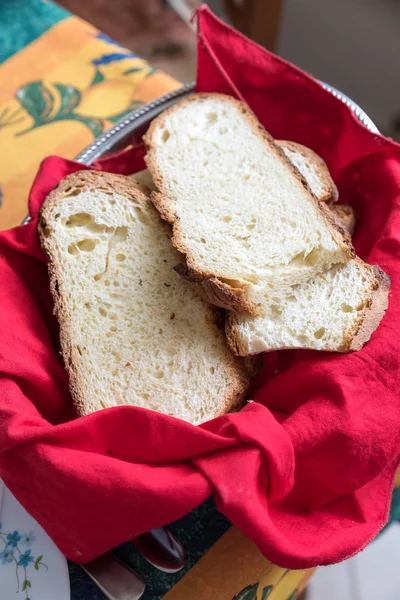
left=0, top=15, right=180, bottom=229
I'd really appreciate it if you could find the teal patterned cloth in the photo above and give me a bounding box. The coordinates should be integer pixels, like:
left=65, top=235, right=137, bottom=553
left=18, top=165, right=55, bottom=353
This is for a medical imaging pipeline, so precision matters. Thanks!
left=0, top=0, right=69, bottom=63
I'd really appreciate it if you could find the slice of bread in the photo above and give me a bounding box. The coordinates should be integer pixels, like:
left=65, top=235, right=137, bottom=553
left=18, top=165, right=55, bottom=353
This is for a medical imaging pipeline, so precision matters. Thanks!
left=275, top=141, right=355, bottom=235
left=39, top=170, right=250, bottom=425
left=144, top=93, right=353, bottom=316
left=277, top=141, right=339, bottom=203
left=226, top=259, right=390, bottom=355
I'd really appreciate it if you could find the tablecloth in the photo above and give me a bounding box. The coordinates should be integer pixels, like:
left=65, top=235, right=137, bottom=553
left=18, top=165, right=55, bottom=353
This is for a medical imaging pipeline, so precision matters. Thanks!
left=0, top=0, right=180, bottom=230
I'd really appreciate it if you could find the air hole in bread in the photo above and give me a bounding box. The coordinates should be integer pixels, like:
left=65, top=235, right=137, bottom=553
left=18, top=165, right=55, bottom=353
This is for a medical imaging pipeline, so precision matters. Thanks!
left=246, top=223, right=255, bottom=231
left=99, top=307, right=107, bottom=317
left=77, top=238, right=97, bottom=252
left=109, top=313, right=117, bottom=321
left=314, top=327, right=326, bottom=339
left=68, top=243, right=79, bottom=255
left=207, top=111, right=218, bottom=123
left=94, top=273, right=102, bottom=281
left=113, top=281, right=120, bottom=287
left=222, top=216, right=232, bottom=223
left=154, top=370, right=164, bottom=379
left=161, top=129, right=170, bottom=143
left=341, top=303, right=354, bottom=313
left=270, top=305, right=282, bottom=320
left=104, top=280, right=110, bottom=286
left=65, top=213, right=93, bottom=227
left=200, top=238, right=207, bottom=244
left=219, top=126, right=227, bottom=135
left=63, top=188, right=81, bottom=198
left=116, top=253, right=126, bottom=262
left=210, top=366, right=215, bottom=374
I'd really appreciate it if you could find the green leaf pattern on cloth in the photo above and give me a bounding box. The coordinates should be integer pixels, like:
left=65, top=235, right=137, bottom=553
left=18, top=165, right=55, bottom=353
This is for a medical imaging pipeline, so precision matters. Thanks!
left=5, top=42, right=157, bottom=138
left=232, top=583, right=258, bottom=600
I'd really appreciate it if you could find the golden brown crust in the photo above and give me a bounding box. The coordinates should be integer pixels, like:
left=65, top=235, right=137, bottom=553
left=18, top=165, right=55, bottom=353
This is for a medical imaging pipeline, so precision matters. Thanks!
left=277, top=140, right=339, bottom=203
left=347, top=265, right=390, bottom=351
left=225, top=314, right=243, bottom=356
left=39, top=170, right=251, bottom=420
left=331, top=204, right=356, bottom=237
left=174, top=263, right=262, bottom=316
left=144, top=92, right=354, bottom=315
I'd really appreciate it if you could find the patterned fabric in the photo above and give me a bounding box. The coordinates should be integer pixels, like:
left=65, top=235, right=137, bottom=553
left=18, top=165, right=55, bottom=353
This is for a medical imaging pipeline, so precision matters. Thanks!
left=0, top=2, right=180, bottom=230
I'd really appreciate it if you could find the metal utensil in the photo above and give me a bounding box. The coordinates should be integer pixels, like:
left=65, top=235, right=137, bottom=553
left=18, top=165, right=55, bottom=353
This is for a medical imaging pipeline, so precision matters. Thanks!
left=132, top=527, right=187, bottom=573
left=81, top=553, right=145, bottom=600
left=79, top=527, right=186, bottom=600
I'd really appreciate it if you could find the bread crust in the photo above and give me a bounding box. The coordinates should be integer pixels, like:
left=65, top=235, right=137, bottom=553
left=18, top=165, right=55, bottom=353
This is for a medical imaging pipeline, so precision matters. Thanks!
left=39, top=170, right=251, bottom=421
left=144, top=92, right=354, bottom=315
left=347, top=264, right=390, bottom=351
left=277, top=140, right=339, bottom=203
left=330, top=204, right=356, bottom=237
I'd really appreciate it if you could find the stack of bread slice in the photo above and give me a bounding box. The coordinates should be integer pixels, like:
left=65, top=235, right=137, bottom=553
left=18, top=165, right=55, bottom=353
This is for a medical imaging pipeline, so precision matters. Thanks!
left=39, top=171, right=250, bottom=424
left=39, top=92, right=389, bottom=424
left=144, top=93, right=389, bottom=356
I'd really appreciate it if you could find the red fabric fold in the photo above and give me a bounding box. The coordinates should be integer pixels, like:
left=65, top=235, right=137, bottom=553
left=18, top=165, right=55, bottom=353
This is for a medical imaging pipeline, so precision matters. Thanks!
left=1, top=6, right=400, bottom=568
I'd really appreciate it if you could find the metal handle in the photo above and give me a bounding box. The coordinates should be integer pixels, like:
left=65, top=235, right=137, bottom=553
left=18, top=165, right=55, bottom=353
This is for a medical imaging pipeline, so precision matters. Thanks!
left=81, top=553, right=145, bottom=600
left=133, top=527, right=187, bottom=573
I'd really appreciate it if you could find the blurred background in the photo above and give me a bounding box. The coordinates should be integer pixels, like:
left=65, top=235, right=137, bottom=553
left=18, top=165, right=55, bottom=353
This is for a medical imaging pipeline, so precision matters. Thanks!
left=58, top=0, right=400, bottom=138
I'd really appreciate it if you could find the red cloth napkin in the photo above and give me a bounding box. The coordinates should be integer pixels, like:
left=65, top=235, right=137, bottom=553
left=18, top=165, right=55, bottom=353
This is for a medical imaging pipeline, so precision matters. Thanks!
left=1, top=6, right=400, bottom=568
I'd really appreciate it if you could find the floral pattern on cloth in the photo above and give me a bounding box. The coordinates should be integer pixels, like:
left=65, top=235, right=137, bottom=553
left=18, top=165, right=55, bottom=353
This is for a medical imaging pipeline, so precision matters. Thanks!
left=0, top=524, right=47, bottom=599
